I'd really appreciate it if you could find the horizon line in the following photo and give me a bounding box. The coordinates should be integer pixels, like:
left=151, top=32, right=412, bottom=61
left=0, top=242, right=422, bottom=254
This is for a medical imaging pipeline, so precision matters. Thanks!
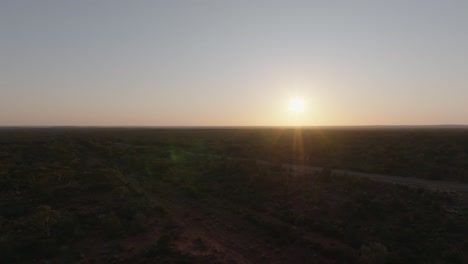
left=1, top=124, right=468, bottom=129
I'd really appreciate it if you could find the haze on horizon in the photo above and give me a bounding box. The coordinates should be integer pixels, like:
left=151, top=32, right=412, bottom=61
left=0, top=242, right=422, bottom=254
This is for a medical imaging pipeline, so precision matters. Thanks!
left=1, top=0, right=467, bottom=127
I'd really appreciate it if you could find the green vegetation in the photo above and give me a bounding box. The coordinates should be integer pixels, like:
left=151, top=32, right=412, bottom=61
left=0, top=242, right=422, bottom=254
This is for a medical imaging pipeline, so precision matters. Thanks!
left=0, top=128, right=467, bottom=263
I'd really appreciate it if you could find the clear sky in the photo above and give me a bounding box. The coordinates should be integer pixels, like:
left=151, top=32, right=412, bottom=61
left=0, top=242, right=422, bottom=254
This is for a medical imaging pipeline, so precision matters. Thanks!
left=1, top=0, right=467, bottom=126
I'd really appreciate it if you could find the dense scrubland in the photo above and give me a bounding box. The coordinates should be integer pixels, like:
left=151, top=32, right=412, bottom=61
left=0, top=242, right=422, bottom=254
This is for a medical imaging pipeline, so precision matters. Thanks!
left=1, top=128, right=467, bottom=263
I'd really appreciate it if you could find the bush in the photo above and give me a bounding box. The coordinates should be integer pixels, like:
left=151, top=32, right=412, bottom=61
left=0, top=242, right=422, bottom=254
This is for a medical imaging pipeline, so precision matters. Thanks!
left=35, top=205, right=60, bottom=238
left=358, top=242, right=389, bottom=264
left=98, top=213, right=122, bottom=238
left=130, top=212, right=147, bottom=234
left=145, top=234, right=172, bottom=258
left=55, top=214, right=83, bottom=241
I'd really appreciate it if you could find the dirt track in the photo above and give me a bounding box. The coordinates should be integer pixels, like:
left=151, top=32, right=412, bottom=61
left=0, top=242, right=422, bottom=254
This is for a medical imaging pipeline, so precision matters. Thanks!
left=183, top=150, right=468, bottom=193
left=284, top=164, right=468, bottom=192
left=111, top=141, right=468, bottom=192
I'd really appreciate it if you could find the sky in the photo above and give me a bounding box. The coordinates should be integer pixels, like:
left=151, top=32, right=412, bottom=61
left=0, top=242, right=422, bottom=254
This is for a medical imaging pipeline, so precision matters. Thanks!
left=1, top=0, right=467, bottom=126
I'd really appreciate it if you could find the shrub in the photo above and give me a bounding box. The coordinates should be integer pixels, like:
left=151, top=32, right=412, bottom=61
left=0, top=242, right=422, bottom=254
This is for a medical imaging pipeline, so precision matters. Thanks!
left=358, top=242, right=389, bottom=264
left=35, top=205, right=60, bottom=238
left=145, top=234, right=172, bottom=258
left=98, top=213, right=122, bottom=238
left=130, top=212, right=147, bottom=234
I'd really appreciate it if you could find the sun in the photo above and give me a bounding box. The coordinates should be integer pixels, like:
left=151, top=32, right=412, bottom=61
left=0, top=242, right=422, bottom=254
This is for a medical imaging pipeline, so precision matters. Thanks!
left=289, top=98, right=305, bottom=113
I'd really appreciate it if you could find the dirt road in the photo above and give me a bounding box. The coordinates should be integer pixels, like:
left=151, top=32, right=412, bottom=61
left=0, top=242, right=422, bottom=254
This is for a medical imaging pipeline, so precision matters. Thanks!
left=285, top=164, right=468, bottom=192
left=111, top=141, right=468, bottom=192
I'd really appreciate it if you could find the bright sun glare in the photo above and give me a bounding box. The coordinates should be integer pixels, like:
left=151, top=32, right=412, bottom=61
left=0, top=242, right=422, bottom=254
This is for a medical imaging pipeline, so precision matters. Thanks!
left=289, top=98, right=305, bottom=113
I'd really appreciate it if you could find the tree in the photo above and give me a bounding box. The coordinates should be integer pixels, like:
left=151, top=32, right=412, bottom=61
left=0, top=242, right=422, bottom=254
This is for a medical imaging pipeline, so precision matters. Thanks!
left=36, top=205, right=60, bottom=238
